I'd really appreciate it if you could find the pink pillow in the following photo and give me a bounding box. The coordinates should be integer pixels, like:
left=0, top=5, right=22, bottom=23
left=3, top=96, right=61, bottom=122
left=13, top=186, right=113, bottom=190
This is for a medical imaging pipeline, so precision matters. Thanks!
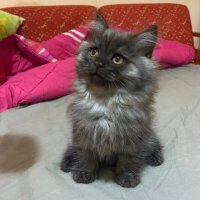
left=153, top=39, right=195, bottom=68
left=111, top=25, right=195, bottom=68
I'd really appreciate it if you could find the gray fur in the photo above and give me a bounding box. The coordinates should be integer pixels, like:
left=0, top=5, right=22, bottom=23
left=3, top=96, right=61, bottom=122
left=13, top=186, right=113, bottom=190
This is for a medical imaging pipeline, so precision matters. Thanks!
left=61, top=14, right=164, bottom=188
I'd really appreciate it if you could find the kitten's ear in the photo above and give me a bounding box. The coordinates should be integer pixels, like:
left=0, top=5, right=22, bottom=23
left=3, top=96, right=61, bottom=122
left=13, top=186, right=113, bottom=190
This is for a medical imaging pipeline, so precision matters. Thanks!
left=133, top=25, right=158, bottom=58
left=90, top=13, right=108, bottom=32
left=96, top=13, right=108, bottom=29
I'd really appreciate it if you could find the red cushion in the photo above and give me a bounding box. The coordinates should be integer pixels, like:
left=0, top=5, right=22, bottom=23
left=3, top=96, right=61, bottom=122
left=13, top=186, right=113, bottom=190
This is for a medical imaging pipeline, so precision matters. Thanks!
left=99, top=4, right=194, bottom=46
left=2, top=6, right=97, bottom=42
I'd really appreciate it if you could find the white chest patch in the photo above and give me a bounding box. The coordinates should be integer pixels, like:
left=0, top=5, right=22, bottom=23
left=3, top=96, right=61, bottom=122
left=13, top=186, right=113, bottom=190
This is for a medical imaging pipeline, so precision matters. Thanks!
left=89, top=103, right=107, bottom=115
left=75, top=86, right=118, bottom=142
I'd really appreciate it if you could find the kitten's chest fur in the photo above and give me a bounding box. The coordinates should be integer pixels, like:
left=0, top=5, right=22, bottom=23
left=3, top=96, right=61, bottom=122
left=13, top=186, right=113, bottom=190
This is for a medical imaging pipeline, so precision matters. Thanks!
left=73, top=88, right=117, bottom=134
left=71, top=83, right=148, bottom=160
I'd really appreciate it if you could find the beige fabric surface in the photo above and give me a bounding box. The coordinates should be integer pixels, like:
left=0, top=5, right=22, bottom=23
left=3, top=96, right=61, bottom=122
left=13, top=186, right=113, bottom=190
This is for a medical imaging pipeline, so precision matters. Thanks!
left=0, top=64, right=200, bottom=200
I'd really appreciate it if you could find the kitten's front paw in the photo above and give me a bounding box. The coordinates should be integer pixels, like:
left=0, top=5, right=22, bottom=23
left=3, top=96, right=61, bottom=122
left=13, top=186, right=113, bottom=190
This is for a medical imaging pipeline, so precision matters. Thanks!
left=60, top=155, right=75, bottom=172
left=115, top=173, right=140, bottom=188
left=146, top=151, right=164, bottom=167
left=60, top=159, right=71, bottom=172
left=72, top=171, right=96, bottom=184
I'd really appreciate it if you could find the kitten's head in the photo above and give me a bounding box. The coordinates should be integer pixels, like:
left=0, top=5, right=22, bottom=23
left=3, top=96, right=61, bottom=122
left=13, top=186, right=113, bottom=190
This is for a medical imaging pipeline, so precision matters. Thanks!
left=77, top=14, right=158, bottom=91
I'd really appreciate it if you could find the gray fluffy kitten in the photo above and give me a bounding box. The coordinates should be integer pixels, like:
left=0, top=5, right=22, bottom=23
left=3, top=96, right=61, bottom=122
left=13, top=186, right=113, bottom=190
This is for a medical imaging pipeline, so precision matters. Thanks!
left=61, top=14, right=164, bottom=188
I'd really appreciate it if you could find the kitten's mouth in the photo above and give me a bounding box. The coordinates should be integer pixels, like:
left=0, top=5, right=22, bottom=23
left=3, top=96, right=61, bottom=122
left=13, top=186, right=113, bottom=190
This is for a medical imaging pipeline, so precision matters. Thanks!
left=90, top=72, right=105, bottom=85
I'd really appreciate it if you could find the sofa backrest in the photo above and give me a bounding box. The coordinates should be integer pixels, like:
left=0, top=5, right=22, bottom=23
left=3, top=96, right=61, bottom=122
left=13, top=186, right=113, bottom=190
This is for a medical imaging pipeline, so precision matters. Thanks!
left=2, top=4, right=194, bottom=46
left=2, top=5, right=97, bottom=42
left=99, top=4, right=194, bottom=46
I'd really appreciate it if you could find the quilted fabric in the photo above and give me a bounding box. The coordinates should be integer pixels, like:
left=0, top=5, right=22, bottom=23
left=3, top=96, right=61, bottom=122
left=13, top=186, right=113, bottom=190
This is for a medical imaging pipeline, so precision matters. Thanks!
left=41, top=26, right=88, bottom=60
left=0, top=58, right=76, bottom=112
left=0, top=35, right=36, bottom=77
left=1, top=6, right=97, bottom=42
left=0, top=26, right=88, bottom=112
left=17, top=35, right=57, bottom=64
left=99, top=4, right=194, bottom=46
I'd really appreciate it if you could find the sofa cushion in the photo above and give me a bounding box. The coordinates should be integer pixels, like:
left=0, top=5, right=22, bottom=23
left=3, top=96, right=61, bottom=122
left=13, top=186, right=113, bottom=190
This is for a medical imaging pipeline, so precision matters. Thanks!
left=1, top=5, right=97, bottom=42
left=99, top=4, right=194, bottom=46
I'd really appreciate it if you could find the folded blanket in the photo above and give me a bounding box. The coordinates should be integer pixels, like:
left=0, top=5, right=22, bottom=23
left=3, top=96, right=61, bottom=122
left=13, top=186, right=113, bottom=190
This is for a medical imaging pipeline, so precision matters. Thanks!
left=0, top=25, right=195, bottom=112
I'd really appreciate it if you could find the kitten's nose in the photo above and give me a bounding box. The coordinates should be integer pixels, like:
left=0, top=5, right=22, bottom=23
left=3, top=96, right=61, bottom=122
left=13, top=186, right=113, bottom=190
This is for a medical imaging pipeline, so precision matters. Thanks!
left=95, top=61, right=103, bottom=69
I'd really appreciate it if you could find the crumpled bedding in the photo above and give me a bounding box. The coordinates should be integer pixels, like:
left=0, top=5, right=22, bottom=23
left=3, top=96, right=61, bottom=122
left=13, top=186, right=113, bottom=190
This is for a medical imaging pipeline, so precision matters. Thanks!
left=0, top=64, right=200, bottom=200
left=0, top=25, right=195, bottom=112
left=0, top=26, right=88, bottom=112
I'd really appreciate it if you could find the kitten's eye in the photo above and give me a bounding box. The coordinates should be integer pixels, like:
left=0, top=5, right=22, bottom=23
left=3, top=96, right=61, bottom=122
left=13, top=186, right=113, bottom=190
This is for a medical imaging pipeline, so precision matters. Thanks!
left=89, top=48, right=99, bottom=57
left=112, top=55, right=124, bottom=65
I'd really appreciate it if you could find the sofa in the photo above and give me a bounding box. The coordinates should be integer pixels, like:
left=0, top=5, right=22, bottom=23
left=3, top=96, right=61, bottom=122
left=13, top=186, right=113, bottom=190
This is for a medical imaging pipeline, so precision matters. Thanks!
left=0, top=4, right=200, bottom=200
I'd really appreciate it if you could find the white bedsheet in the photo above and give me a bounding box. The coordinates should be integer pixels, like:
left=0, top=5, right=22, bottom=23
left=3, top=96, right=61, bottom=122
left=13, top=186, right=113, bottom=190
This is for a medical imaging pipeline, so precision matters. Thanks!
left=1, top=64, right=200, bottom=200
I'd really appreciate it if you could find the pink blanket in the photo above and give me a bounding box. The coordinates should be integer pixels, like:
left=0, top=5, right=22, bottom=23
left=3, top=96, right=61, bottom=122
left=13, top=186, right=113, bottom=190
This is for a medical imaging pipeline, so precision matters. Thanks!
left=0, top=26, right=195, bottom=112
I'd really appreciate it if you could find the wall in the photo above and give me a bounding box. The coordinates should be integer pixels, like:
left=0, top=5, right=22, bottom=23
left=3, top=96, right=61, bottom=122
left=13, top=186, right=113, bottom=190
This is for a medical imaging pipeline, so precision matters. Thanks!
left=0, top=0, right=96, bottom=7
left=1, top=0, right=199, bottom=46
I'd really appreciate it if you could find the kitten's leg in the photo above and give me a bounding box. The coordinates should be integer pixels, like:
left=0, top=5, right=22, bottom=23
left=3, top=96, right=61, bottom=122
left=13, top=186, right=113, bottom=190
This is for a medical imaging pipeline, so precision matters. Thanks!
left=72, top=148, right=99, bottom=184
left=60, top=146, right=77, bottom=172
left=145, top=137, right=164, bottom=167
left=61, top=146, right=99, bottom=184
left=115, top=155, right=143, bottom=188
